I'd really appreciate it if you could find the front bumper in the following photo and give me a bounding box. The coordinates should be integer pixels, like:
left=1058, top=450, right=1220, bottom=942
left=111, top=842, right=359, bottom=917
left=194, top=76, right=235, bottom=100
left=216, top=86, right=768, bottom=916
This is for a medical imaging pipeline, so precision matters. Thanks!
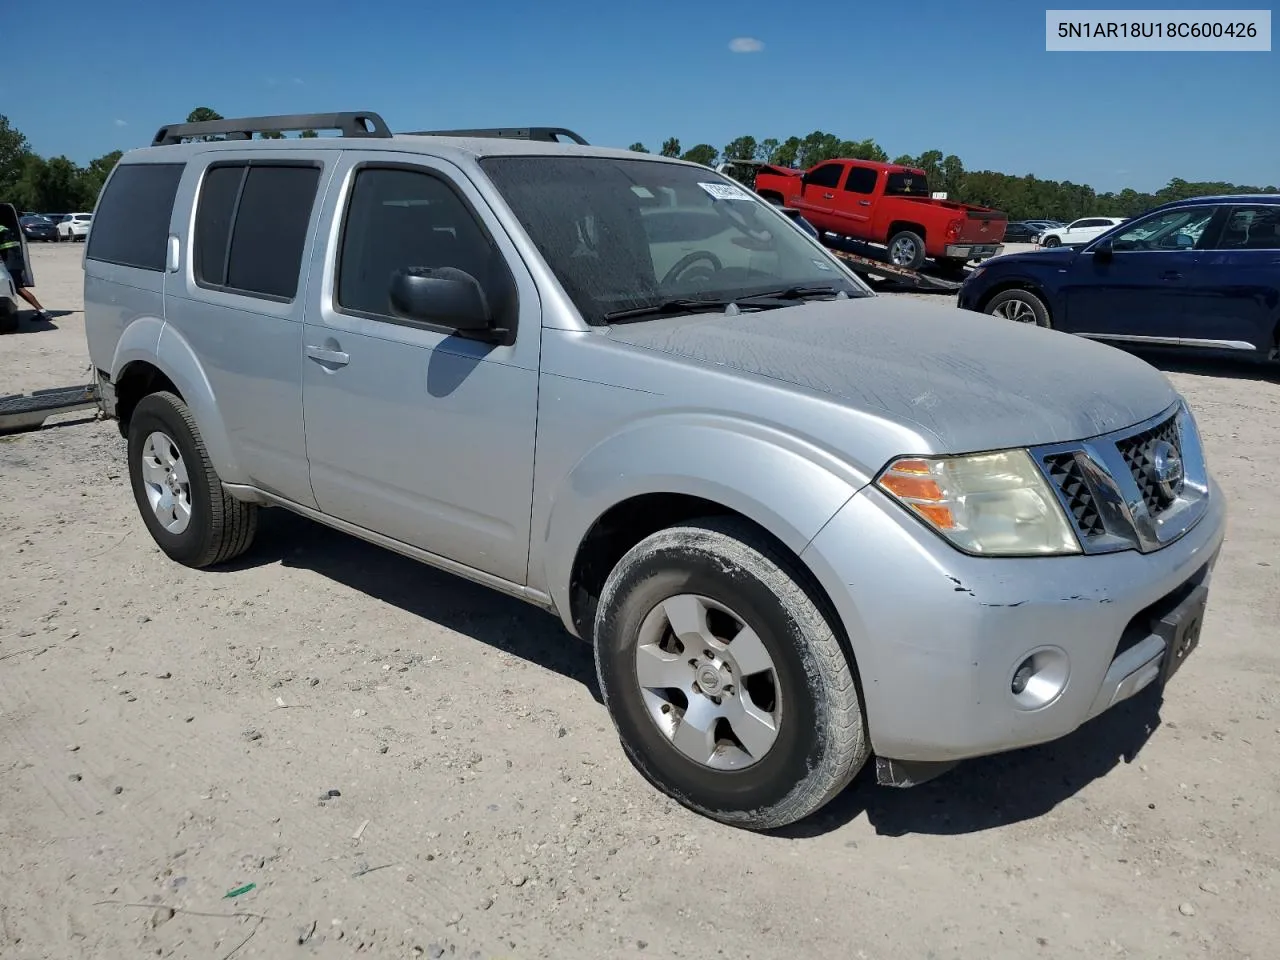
left=801, top=478, right=1226, bottom=764
left=945, top=243, right=1003, bottom=261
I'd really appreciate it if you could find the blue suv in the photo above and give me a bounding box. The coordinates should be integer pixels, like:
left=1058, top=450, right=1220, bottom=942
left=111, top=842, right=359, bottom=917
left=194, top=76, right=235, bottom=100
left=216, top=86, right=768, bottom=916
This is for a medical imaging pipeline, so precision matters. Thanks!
left=958, top=195, right=1280, bottom=360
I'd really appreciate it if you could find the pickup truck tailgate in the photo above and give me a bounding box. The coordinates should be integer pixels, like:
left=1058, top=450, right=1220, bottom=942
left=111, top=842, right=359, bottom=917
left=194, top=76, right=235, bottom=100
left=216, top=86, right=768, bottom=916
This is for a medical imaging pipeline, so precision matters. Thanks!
left=956, top=210, right=1007, bottom=243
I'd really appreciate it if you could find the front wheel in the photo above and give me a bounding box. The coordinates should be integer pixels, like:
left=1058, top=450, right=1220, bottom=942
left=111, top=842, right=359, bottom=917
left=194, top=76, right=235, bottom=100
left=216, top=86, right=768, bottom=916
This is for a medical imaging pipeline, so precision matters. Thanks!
left=594, top=517, right=869, bottom=830
left=985, top=288, right=1051, bottom=328
left=127, top=391, right=258, bottom=568
left=1041, top=235, right=1061, bottom=248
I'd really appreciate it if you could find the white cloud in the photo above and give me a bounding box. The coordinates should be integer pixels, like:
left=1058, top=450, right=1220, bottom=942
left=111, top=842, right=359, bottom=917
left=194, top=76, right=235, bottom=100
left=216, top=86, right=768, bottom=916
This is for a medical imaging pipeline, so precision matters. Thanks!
left=728, top=36, right=764, bottom=53
left=292, top=77, right=305, bottom=85
left=114, top=119, right=128, bottom=127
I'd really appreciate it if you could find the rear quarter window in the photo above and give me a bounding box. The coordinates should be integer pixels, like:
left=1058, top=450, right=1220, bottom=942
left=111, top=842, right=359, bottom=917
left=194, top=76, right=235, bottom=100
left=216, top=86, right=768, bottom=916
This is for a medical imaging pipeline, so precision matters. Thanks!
left=86, top=163, right=185, bottom=271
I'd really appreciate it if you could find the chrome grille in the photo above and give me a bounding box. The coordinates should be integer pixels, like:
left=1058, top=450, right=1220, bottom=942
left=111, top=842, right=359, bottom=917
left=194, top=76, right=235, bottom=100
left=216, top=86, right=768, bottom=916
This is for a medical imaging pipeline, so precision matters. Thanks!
left=1032, top=402, right=1209, bottom=555
left=1116, top=413, right=1181, bottom=517
left=1043, top=453, right=1106, bottom=539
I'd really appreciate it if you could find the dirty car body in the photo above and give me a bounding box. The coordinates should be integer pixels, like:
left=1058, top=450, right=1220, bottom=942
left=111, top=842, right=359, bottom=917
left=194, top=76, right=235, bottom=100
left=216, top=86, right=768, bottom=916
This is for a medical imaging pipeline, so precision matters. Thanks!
left=81, top=113, right=1225, bottom=829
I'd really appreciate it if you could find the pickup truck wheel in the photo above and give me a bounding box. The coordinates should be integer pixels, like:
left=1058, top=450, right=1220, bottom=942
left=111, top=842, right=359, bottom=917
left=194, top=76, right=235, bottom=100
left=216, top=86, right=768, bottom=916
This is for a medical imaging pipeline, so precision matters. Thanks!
left=594, top=517, right=869, bottom=830
left=985, top=289, right=1051, bottom=328
left=887, top=230, right=927, bottom=269
left=127, top=391, right=258, bottom=568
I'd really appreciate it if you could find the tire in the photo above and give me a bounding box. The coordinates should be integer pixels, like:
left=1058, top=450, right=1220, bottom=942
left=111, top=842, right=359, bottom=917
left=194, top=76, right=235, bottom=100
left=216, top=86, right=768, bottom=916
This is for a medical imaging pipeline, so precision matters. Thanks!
left=1042, top=235, right=1061, bottom=248
left=0, top=303, right=18, bottom=334
left=985, top=288, right=1051, bottom=328
left=126, top=391, right=257, bottom=568
left=886, top=230, right=927, bottom=269
left=594, top=517, right=869, bottom=830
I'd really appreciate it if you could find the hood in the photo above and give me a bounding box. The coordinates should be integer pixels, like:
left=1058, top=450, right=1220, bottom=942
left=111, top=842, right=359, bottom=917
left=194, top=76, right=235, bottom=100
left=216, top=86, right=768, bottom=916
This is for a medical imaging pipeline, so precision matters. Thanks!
left=605, top=295, right=1177, bottom=453
left=974, top=247, right=1079, bottom=272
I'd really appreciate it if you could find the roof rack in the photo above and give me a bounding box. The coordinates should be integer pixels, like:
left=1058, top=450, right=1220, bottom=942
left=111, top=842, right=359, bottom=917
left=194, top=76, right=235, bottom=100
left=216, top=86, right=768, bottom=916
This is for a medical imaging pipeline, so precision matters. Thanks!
left=152, top=111, right=392, bottom=146
left=403, top=127, right=589, bottom=145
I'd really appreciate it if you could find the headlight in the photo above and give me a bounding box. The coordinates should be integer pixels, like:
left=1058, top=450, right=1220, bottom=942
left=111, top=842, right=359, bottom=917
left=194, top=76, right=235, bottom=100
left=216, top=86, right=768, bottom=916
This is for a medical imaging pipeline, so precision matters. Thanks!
left=876, top=450, right=1080, bottom=556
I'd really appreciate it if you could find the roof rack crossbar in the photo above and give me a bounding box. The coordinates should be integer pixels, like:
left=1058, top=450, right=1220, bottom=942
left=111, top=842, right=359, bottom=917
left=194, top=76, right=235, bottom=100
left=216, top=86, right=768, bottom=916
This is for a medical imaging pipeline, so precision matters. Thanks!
left=152, top=112, right=392, bottom=146
left=403, top=127, right=589, bottom=145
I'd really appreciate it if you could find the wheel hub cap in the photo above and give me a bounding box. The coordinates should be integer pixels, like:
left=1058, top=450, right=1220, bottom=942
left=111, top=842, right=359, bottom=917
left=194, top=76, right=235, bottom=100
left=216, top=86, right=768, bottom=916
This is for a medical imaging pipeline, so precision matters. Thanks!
left=633, top=593, right=782, bottom=771
left=140, top=431, right=193, bottom=535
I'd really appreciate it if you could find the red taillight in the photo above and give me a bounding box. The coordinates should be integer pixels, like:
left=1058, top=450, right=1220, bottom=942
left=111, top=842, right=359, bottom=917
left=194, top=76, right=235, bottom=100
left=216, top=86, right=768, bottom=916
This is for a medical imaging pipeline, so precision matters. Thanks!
left=945, top=218, right=963, bottom=240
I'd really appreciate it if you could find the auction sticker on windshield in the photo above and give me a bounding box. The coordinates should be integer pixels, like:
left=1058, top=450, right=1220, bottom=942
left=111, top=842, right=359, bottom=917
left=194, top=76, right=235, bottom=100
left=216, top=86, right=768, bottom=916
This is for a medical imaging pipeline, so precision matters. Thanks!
left=699, top=182, right=756, bottom=201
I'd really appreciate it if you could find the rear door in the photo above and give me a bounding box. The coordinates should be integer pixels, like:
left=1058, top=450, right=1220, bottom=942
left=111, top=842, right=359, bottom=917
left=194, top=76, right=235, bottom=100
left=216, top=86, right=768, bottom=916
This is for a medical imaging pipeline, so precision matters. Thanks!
left=1063, top=205, right=1219, bottom=341
left=837, top=165, right=878, bottom=238
left=164, top=151, right=334, bottom=508
left=1186, top=203, right=1280, bottom=351
left=299, top=151, right=541, bottom=585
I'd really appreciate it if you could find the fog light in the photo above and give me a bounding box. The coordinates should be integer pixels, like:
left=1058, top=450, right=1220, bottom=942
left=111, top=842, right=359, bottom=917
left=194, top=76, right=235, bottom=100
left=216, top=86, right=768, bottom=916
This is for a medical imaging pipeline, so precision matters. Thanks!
left=1008, top=647, right=1069, bottom=710
left=1011, top=660, right=1035, bottom=695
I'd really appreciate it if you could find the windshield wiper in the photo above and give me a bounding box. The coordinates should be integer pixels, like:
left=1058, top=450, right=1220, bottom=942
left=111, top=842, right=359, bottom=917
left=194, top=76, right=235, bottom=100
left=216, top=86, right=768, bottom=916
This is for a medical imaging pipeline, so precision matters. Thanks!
left=736, top=285, right=846, bottom=303
left=602, top=298, right=742, bottom=322
left=601, top=286, right=846, bottom=323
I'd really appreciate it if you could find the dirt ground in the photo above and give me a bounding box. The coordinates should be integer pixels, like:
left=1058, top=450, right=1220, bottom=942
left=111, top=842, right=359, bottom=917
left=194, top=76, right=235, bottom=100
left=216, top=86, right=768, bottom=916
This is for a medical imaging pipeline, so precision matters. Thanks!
left=2, top=242, right=1277, bottom=960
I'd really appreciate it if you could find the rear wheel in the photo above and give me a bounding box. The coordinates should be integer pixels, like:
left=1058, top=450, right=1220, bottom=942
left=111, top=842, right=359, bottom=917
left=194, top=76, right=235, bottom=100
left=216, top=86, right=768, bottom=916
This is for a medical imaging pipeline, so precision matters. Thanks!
left=1041, top=235, right=1061, bottom=248
left=985, top=288, right=1051, bottom=328
left=594, top=517, right=869, bottom=830
left=126, top=391, right=258, bottom=568
left=0, top=302, right=18, bottom=334
left=887, top=230, right=927, bottom=269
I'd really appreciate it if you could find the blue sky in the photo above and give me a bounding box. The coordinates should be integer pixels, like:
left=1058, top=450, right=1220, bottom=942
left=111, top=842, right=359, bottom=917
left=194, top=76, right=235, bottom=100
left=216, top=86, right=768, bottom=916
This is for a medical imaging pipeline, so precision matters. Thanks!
left=10, top=0, right=1277, bottom=193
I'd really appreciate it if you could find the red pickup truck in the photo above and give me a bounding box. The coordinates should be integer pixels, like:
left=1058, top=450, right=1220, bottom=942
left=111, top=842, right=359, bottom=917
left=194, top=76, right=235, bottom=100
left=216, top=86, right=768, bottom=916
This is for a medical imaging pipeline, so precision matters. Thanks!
left=754, top=159, right=1007, bottom=270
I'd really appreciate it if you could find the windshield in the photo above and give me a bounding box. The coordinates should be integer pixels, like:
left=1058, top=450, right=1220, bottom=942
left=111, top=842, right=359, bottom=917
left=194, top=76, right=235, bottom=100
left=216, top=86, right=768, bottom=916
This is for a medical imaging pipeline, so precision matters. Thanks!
left=479, top=156, right=866, bottom=324
left=884, top=171, right=930, bottom=196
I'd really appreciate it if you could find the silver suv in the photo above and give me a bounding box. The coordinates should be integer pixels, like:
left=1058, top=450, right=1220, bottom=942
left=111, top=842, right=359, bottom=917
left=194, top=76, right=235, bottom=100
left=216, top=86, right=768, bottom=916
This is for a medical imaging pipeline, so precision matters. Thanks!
left=82, top=112, right=1226, bottom=830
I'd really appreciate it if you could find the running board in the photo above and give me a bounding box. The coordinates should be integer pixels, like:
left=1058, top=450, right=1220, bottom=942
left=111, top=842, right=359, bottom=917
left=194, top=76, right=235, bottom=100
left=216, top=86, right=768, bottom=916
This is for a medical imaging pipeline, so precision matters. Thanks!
left=0, top=383, right=100, bottom=434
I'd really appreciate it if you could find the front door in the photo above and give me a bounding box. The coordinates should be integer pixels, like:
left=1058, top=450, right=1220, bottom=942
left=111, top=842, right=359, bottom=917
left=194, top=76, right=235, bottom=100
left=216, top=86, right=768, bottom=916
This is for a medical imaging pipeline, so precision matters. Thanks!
left=300, top=153, right=540, bottom=586
left=0, top=203, right=33, bottom=287
left=1064, top=206, right=1218, bottom=342
left=792, top=162, right=845, bottom=235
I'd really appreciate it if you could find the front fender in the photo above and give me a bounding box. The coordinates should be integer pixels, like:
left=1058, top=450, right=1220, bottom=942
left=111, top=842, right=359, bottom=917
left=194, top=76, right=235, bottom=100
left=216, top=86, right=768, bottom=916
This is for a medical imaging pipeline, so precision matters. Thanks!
left=112, top=318, right=244, bottom=484
left=540, top=414, right=869, bottom=634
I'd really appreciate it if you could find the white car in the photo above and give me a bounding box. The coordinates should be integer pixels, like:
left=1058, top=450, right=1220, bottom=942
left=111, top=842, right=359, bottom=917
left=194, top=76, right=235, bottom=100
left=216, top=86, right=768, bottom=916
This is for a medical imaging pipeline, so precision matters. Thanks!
left=1037, top=217, right=1126, bottom=248
left=58, top=212, right=93, bottom=242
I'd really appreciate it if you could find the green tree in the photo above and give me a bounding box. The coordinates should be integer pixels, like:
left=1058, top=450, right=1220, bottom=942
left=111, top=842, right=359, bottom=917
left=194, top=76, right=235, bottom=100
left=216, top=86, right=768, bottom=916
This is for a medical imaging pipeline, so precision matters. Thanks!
left=13, top=155, right=86, bottom=211
left=939, top=154, right=966, bottom=197
left=659, top=137, right=681, bottom=158
left=721, top=136, right=758, bottom=165
left=772, top=137, right=802, bottom=168
left=185, top=106, right=225, bottom=142
left=627, top=142, right=648, bottom=153
left=300, top=129, right=319, bottom=139
left=755, top=138, right=780, bottom=164
left=680, top=144, right=719, bottom=167
left=0, top=114, right=31, bottom=199
left=258, top=130, right=284, bottom=139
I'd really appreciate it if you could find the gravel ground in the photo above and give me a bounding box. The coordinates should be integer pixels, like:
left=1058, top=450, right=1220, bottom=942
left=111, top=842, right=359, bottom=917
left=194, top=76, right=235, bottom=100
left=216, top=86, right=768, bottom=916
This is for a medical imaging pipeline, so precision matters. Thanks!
left=2, top=242, right=1278, bottom=959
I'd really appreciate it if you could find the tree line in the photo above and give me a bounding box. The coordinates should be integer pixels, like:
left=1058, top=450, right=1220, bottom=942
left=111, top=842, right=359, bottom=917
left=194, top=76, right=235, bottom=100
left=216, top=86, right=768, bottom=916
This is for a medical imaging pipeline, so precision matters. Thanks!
left=5, top=109, right=1275, bottom=223
left=0, top=108, right=317, bottom=214
left=628, top=132, right=1278, bottom=223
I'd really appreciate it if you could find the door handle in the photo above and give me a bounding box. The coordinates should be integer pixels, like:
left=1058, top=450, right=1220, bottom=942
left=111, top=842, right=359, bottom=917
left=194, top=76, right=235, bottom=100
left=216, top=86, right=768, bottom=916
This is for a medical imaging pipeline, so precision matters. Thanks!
left=858, top=200, right=872, bottom=206
left=305, top=345, right=350, bottom=366
left=1160, top=270, right=1183, bottom=281
left=822, top=192, right=835, bottom=199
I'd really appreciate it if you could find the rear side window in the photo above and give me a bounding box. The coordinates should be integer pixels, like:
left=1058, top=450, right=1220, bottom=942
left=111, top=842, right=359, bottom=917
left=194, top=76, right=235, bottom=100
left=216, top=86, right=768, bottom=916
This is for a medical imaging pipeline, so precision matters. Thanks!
left=86, top=163, right=184, bottom=271
left=193, top=162, right=321, bottom=300
left=843, top=167, right=878, bottom=194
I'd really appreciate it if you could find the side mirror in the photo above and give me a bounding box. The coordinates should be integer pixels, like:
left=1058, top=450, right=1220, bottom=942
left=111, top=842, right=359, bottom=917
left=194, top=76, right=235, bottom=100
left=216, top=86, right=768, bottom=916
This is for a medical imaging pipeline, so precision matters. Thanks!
left=1093, top=237, right=1114, bottom=261
left=389, top=266, right=493, bottom=334
left=1175, top=233, right=1194, bottom=249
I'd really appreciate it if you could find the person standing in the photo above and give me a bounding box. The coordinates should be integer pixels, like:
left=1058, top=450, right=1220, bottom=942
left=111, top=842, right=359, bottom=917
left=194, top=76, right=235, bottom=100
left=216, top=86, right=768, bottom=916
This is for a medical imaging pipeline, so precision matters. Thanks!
left=0, top=221, right=53, bottom=323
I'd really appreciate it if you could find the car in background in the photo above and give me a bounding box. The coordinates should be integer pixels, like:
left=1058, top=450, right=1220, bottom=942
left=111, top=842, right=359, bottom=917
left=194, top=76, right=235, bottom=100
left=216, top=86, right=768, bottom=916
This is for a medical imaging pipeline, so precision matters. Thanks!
left=1037, top=217, right=1126, bottom=248
left=1003, top=221, right=1044, bottom=242
left=19, top=215, right=59, bottom=242
left=57, top=212, right=93, bottom=241
left=958, top=195, right=1280, bottom=360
